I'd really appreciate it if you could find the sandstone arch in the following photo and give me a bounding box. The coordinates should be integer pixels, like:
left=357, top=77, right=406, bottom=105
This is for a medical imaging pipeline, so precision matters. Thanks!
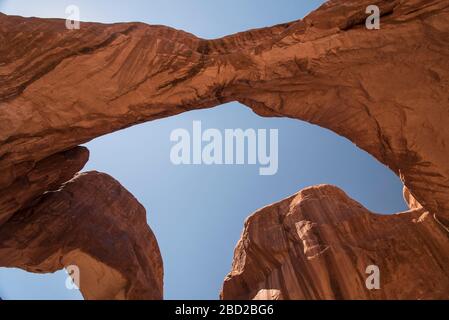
left=0, top=0, right=448, bottom=299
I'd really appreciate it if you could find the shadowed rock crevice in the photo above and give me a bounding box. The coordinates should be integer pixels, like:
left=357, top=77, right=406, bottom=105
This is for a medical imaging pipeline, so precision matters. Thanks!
left=0, top=146, right=89, bottom=226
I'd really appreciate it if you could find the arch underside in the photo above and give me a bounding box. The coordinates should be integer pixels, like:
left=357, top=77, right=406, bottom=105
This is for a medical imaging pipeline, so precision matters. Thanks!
left=0, top=0, right=448, bottom=299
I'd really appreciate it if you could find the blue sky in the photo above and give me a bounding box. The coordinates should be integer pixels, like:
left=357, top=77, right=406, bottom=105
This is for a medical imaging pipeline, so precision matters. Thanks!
left=0, top=0, right=408, bottom=300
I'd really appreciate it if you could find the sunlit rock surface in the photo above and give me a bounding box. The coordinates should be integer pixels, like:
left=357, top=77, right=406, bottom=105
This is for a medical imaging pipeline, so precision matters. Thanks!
left=222, top=185, right=449, bottom=300
left=0, top=0, right=448, bottom=299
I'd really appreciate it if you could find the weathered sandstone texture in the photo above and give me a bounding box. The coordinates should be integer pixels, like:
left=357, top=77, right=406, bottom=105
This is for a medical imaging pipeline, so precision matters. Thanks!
left=222, top=185, right=449, bottom=300
left=0, top=0, right=448, bottom=299
left=0, top=172, right=163, bottom=299
left=0, top=146, right=89, bottom=226
left=1, top=0, right=449, bottom=220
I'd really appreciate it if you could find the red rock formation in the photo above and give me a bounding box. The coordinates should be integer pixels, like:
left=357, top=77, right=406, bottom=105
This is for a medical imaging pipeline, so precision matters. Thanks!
left=0, top=146, right=88, bottom=226
left=1, top=0, right=448, bottom=221
left=0, top=172, right=163, bottom=300
left=0, top=0, right=448, bottom=299
left=221, top=185, right=449, bottom=300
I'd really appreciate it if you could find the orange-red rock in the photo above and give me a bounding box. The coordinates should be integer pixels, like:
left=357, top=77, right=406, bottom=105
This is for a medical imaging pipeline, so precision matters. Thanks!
left=1, top=0, right=448, bottom=221
left=221, top=185, right=449, bottom=300
left=0, top=0, right=448, bottom=300
left=0, top=172, right=163, bottom=300
left=0, top=146, right=88, bottom=226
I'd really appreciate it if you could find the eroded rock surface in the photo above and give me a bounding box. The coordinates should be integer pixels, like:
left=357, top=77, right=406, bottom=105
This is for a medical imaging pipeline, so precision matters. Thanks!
left=0, top=0, right=448, bottom=300
left=1, top=0, right=448, bottom=221
left=221, top=185, right=449, bottom=300
left=0, top=172, right=163, bottom=300
left=0, top=146, right=89, bottom=226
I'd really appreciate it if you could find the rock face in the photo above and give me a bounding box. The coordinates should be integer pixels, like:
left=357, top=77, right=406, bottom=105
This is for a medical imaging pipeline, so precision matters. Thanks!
left=0, top=0, right=448, bottom=299
left=1, top=0, right=449, bottom=221
left=0, top=146, right=89, bottom=226
left=0, top=172, right=163, bottom=300
left=221, top=185, right=449, bottom=300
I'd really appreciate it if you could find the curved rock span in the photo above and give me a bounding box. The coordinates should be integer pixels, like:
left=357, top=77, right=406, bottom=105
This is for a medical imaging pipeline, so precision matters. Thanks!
left=0, top=0, right=448, bottom=299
